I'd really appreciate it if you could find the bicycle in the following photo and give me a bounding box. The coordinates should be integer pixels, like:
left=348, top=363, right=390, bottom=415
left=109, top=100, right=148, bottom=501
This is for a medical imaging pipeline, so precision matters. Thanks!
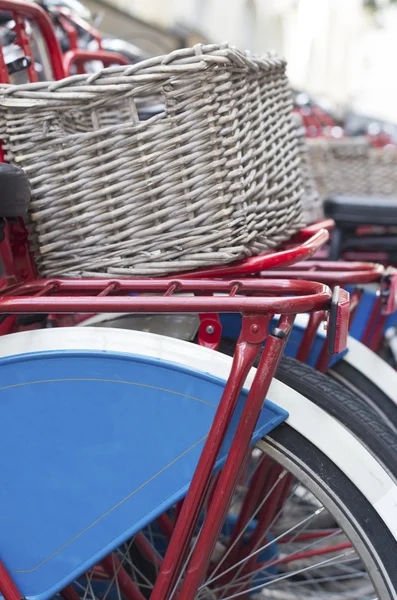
left=0, top=30, right=396, bottom=600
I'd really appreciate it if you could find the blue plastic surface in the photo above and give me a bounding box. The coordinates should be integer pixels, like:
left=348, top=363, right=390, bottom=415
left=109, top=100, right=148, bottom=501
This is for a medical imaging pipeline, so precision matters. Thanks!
left=346, top=286, right=397, bottom=342
left=0, top=349, right=287, bottom=600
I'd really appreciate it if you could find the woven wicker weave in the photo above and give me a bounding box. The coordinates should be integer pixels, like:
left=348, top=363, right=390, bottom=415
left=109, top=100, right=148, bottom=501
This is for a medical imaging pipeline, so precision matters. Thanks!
left=0, top=43, right=305, bottom=277
left=307, top=137, right=397, bottom=198
left=291, top=113, right=323, bottom=224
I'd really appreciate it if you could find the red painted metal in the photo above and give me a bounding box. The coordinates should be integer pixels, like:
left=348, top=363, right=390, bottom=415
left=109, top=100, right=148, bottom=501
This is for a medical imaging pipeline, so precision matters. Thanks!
left=157, top=513, right=174, bottom=539
left=197, top=313, right=222, bottom=349
left=287, top=218, right=334, bottom=241
left=222, top=455, right=271, bottom=569
left=13, top=14, right=38, bottom=82
left=135, top=532, right=162, bottom=568
left=57, top=7, right=103, bottom=49
left=60, top=585, right=81, bottom=600
left=0, top=142, right=6, bottom=162
left=0, top=225, right=18, bottom=285
left=7, top=218, right=37, bottom=283
left=58, top=16, right=79, bottom=51
left=0, top=0, right=65, bottom=79
left=174, top=315, right=295, bottom=600
left=178, top=229, right=329, bottom=279
left=362, top=296, right=382, bottom=347
left=0, top=315, right=17, bottom=336
left=296, top=311, right=325, bottom=362
left=277, top=542, right=352, bottom=565
left=150, top=316, right=271, bottom=600
left=101, top=554, right=146, bottom=600
left=0, top=560, right=22, bottom=600
left=239, top=467, right=290, bottom=582
left=349, top=288, right=364, bottom=325
left=57, top=14, right=83, bottom=72
left=316, top=339, right=332, bottom=373
left=0, top=39, right=10, bottom=83
left=380, top=268, right=397, bottom=315
left=174, top=499, right=184, bottom=523
left=368, top=314, right=387, bottom=353
left=269, top=261, right=384, bottom=285
left=0, top=278, right=332, bottom=316
left=63, top=49, right=130, bottom=74
left=279, top=530, right=339, bottom=543
left=315, top=287, right=349, bottom=373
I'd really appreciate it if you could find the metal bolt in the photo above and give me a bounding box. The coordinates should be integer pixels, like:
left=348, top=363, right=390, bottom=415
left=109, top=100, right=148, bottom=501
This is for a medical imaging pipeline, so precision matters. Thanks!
left=250, top=324, right=259, bottom=334
left=206, top=325, right=215, bottom=334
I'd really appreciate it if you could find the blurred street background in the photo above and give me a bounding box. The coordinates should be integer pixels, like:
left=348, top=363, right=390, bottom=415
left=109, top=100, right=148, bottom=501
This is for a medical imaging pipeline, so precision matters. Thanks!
left=84, top=0, right=397, bottom=124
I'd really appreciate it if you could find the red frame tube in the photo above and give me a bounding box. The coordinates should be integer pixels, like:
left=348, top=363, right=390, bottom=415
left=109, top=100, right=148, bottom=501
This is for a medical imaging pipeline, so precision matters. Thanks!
left=268, top=261, right=384, bottom=285
left=221, top=455, right=272, bottom=570
left=63, top=49, right=130, bottom=75
left=174, top=315, right=295, bottom=600
left=0, top=0, right=65, bottom=80
left=101, top=554, right=146, bottom=600
left=150, top=317, right=269, bottom=600
left=57, top=7, right=103, bottom=49
left=296, top=310, right=325, bottom=362
left=0, top=561, right=22, bottom=600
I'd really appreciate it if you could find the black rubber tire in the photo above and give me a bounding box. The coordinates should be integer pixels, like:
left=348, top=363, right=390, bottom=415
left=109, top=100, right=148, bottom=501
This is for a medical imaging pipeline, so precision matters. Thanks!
left=0, top=163, right=30, bottom=217
left=330, top=359, right=397, bottom=434
left=276, top=355, right=397, bottom=480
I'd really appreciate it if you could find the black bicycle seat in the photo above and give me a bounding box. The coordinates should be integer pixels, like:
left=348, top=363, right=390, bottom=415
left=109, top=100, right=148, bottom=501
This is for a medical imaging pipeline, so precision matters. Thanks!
left=325, top=195, right=397, bottom=227
left=0, top=163, right=31, bottom=218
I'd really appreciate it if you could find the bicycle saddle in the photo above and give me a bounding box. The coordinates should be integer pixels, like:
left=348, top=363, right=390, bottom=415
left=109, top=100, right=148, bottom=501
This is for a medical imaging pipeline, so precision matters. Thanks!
left=325, top=195, right=397, bottom=226
left=0, top=163, right=31, bottom=217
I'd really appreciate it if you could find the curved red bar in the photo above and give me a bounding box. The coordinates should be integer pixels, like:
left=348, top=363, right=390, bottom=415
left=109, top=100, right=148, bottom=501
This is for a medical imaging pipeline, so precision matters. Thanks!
left=0, top=0, right=65, bottom=79
left=267, top=260, right=384, bottom=284
left=268, top=267, right=383, bottom=285
left=286, top=260, right=383, bottom=273
left=290, top=218, right=335, bottom=239
left=63, top=50, right=130, bottom=75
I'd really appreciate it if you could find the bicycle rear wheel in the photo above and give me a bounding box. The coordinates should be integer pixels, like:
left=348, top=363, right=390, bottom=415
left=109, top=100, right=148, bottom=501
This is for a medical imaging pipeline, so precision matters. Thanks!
left=63, top=407, right=397, bottom=599
left=1, top=328, right=396, bottom=600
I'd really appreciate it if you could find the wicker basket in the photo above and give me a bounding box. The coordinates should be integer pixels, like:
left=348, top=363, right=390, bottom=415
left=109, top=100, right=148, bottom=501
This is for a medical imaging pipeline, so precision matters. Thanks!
left=0, top=43, right=305, bottom=277
left=307, top=137, right=397, bottom=198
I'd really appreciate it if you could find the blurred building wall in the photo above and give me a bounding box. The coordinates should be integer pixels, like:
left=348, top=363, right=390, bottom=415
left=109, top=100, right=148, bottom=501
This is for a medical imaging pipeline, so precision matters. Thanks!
left=97, top=0, right=397, bottom=122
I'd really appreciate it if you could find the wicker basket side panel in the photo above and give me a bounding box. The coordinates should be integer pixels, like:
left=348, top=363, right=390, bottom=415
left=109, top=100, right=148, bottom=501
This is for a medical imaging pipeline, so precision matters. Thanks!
left=307, top=138, right=397, bottom=198
left=292, top=116, right=323, bottom=224
left=251, top=67, right=305, bottom=252
left=367, top=147, right=397, bottom=196
left=326, top=141, right=371, bottom=196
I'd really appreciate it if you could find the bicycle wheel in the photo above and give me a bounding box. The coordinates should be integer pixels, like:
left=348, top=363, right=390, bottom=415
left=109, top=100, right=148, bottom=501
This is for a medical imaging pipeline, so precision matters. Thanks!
left=61, top=399, right=397, bottom=599
left=63, top=425, right=397, bottom=600
left=1, top=328, right=396, bottom=599
left=329, top=338, right=397, bottom=434
left=58, top=377, right=397, bottom=600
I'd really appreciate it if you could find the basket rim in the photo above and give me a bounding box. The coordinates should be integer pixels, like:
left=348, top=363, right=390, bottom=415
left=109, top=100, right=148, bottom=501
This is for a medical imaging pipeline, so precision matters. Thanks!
left=0, top=43, right=286, bottom=105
